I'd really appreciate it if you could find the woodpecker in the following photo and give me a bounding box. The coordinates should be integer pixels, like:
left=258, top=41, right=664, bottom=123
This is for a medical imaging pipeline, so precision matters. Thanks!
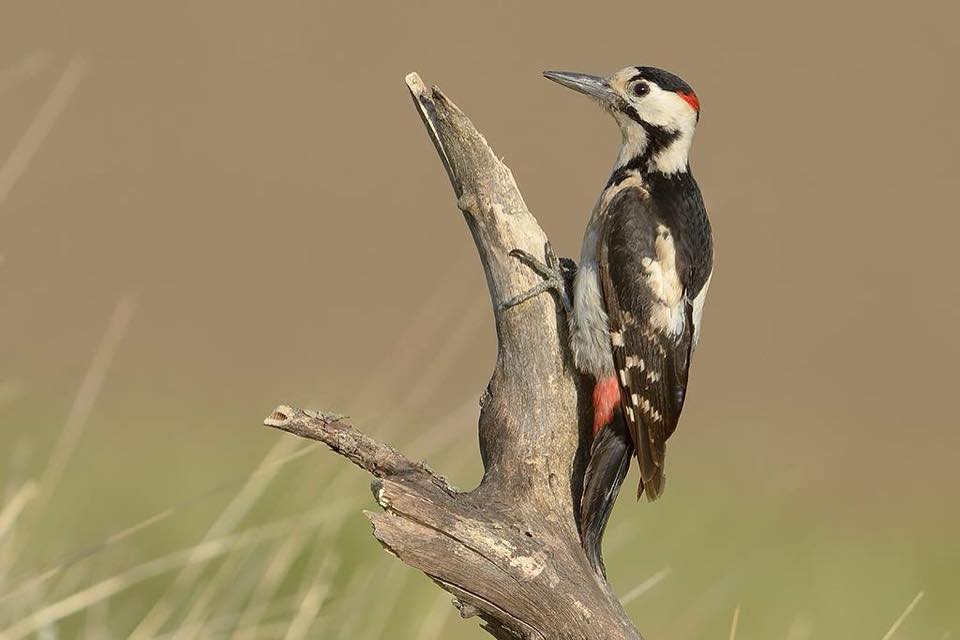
left=506, top=66, right=713, bottom=574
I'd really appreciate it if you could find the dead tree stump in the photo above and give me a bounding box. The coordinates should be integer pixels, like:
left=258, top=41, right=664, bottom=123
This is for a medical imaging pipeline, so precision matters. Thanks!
left=264, top=73, right=642, bottom=640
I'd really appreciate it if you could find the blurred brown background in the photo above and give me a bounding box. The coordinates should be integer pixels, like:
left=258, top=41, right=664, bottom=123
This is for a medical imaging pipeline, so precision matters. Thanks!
left=1, top=1, right=958, bottom=638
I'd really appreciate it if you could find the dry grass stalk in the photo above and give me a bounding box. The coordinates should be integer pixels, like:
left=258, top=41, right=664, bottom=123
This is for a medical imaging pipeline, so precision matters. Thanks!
left=621, top=568, right=672, bottom=605
left=0, top=55, right=88, bottom=212
left=0, top=511, right=325, bottom=640
left=880, top=591, right=924, bottom=640
left=729, top=605, right=741, bottom=640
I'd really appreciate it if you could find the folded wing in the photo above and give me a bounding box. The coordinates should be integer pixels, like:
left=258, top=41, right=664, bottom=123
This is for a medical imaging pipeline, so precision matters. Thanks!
left=598, top=188, right=695, bottom=500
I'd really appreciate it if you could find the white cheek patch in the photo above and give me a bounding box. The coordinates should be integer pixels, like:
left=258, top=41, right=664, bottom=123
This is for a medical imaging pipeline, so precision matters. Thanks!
left=634, top=86, right=698, bottom=175
left=635, top=86, right=697, bottom=130
left=652, top=132, right=694, bottom=175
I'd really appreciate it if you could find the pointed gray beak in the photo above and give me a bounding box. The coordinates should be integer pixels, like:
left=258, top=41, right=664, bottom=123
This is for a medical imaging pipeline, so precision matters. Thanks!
left=543, top=71, right=617, bottom=104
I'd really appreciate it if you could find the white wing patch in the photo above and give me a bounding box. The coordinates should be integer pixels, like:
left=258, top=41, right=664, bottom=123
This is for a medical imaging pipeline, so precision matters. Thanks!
left=641, top=224, right=685, bottom=336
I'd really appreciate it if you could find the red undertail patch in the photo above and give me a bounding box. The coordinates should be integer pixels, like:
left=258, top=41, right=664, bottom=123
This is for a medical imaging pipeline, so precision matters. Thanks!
left=592, top=376, right=620, bottom=436
left=678, top=91, right=700, bottom=113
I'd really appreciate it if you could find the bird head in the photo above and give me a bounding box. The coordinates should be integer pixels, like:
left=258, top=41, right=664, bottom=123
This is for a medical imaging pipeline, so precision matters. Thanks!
left=543, top=66, right=700, bottom=174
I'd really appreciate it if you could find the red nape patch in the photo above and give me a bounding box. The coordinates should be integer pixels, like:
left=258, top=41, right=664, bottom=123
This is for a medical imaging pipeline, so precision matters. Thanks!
left=678, top=91, right=700, bottom=112
left=592, top=376, right=621, bottom=436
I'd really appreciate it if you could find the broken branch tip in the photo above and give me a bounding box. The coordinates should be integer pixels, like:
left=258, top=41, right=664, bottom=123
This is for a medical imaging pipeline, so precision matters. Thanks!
left=263, top=404, right=294, bottom=427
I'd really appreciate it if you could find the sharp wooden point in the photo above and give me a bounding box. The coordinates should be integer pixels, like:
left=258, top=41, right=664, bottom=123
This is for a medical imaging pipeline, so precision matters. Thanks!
left=405, top=72, right=427, bottom=96
left=263, top=404, right=295, bottom=427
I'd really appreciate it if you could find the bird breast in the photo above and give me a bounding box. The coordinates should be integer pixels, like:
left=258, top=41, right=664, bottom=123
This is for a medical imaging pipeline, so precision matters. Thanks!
left=570, top=217, right=615, bottom=378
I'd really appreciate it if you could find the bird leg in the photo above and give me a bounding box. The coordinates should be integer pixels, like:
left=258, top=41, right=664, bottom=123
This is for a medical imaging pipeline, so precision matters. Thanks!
left=500, top=242, right=575, bottom=314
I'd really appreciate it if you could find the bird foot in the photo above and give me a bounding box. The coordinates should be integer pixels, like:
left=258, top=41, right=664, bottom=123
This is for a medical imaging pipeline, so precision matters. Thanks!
left=500, top=243, right=574, bottom=314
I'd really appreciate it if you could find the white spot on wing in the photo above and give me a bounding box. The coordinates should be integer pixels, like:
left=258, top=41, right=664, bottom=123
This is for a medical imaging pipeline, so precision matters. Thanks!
left=643, top=225, right=685, bottom=336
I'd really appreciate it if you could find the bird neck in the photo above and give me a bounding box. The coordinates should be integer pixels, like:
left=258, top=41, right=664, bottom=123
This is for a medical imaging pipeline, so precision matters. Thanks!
left=603, top=154, right=705, bottom=237
left=645, top=167, right=701, bottom=205
left=606, top=151, right=690, bottom=191
left=610, top=123, right=693, bottom=181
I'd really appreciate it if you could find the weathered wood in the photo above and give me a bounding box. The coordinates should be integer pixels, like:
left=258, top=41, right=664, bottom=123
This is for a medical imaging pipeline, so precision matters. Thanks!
left=264, top=73, right=642, bottom=640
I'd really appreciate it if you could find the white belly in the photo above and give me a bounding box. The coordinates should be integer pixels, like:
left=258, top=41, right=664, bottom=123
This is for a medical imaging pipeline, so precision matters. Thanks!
left=570, top=223, right=615, bottom=378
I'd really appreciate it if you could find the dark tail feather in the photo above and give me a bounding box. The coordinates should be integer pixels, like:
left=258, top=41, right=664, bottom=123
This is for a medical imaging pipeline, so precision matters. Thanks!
left=639, top=464, right=665, bottom=501
left=580, top=412, right=633, bottom=578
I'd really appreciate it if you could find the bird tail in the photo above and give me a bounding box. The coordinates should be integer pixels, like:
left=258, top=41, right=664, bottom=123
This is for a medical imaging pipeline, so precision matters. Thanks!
left=637, top=449, right=666, bottom=501
left=580, top=411, right=633, bottom=578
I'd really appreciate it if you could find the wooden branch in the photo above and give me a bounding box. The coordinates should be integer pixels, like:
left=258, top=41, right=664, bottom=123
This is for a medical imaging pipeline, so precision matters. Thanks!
left=264, top=73, right=642, bottom=640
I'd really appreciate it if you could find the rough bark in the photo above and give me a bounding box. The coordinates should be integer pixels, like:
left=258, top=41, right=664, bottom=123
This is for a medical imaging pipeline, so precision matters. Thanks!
left=264, top=73, right=641, bottom=640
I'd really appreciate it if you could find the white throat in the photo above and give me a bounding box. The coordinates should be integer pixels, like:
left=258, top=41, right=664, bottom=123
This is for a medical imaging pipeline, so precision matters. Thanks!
left=614, top=122, right=648, bottom=169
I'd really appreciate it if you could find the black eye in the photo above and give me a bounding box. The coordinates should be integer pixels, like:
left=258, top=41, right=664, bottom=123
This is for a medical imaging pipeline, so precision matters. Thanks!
left=632, top=82, right=649, bottom=97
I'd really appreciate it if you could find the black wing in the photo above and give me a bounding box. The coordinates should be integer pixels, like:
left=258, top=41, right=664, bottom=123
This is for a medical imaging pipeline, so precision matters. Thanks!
left=598, top=187, right=695, bottom=500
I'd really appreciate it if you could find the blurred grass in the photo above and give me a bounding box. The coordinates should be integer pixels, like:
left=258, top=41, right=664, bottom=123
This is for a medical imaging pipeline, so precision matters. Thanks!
left=0, top=158, right=956, bottom=640
left=1, top=328, right=958, bottom=638
left=0, top=25, right=958, bottom=638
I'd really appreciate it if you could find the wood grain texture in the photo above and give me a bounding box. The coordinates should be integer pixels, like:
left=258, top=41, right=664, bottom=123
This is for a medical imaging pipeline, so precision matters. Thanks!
left=263, top=73, right=641, bottom=640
